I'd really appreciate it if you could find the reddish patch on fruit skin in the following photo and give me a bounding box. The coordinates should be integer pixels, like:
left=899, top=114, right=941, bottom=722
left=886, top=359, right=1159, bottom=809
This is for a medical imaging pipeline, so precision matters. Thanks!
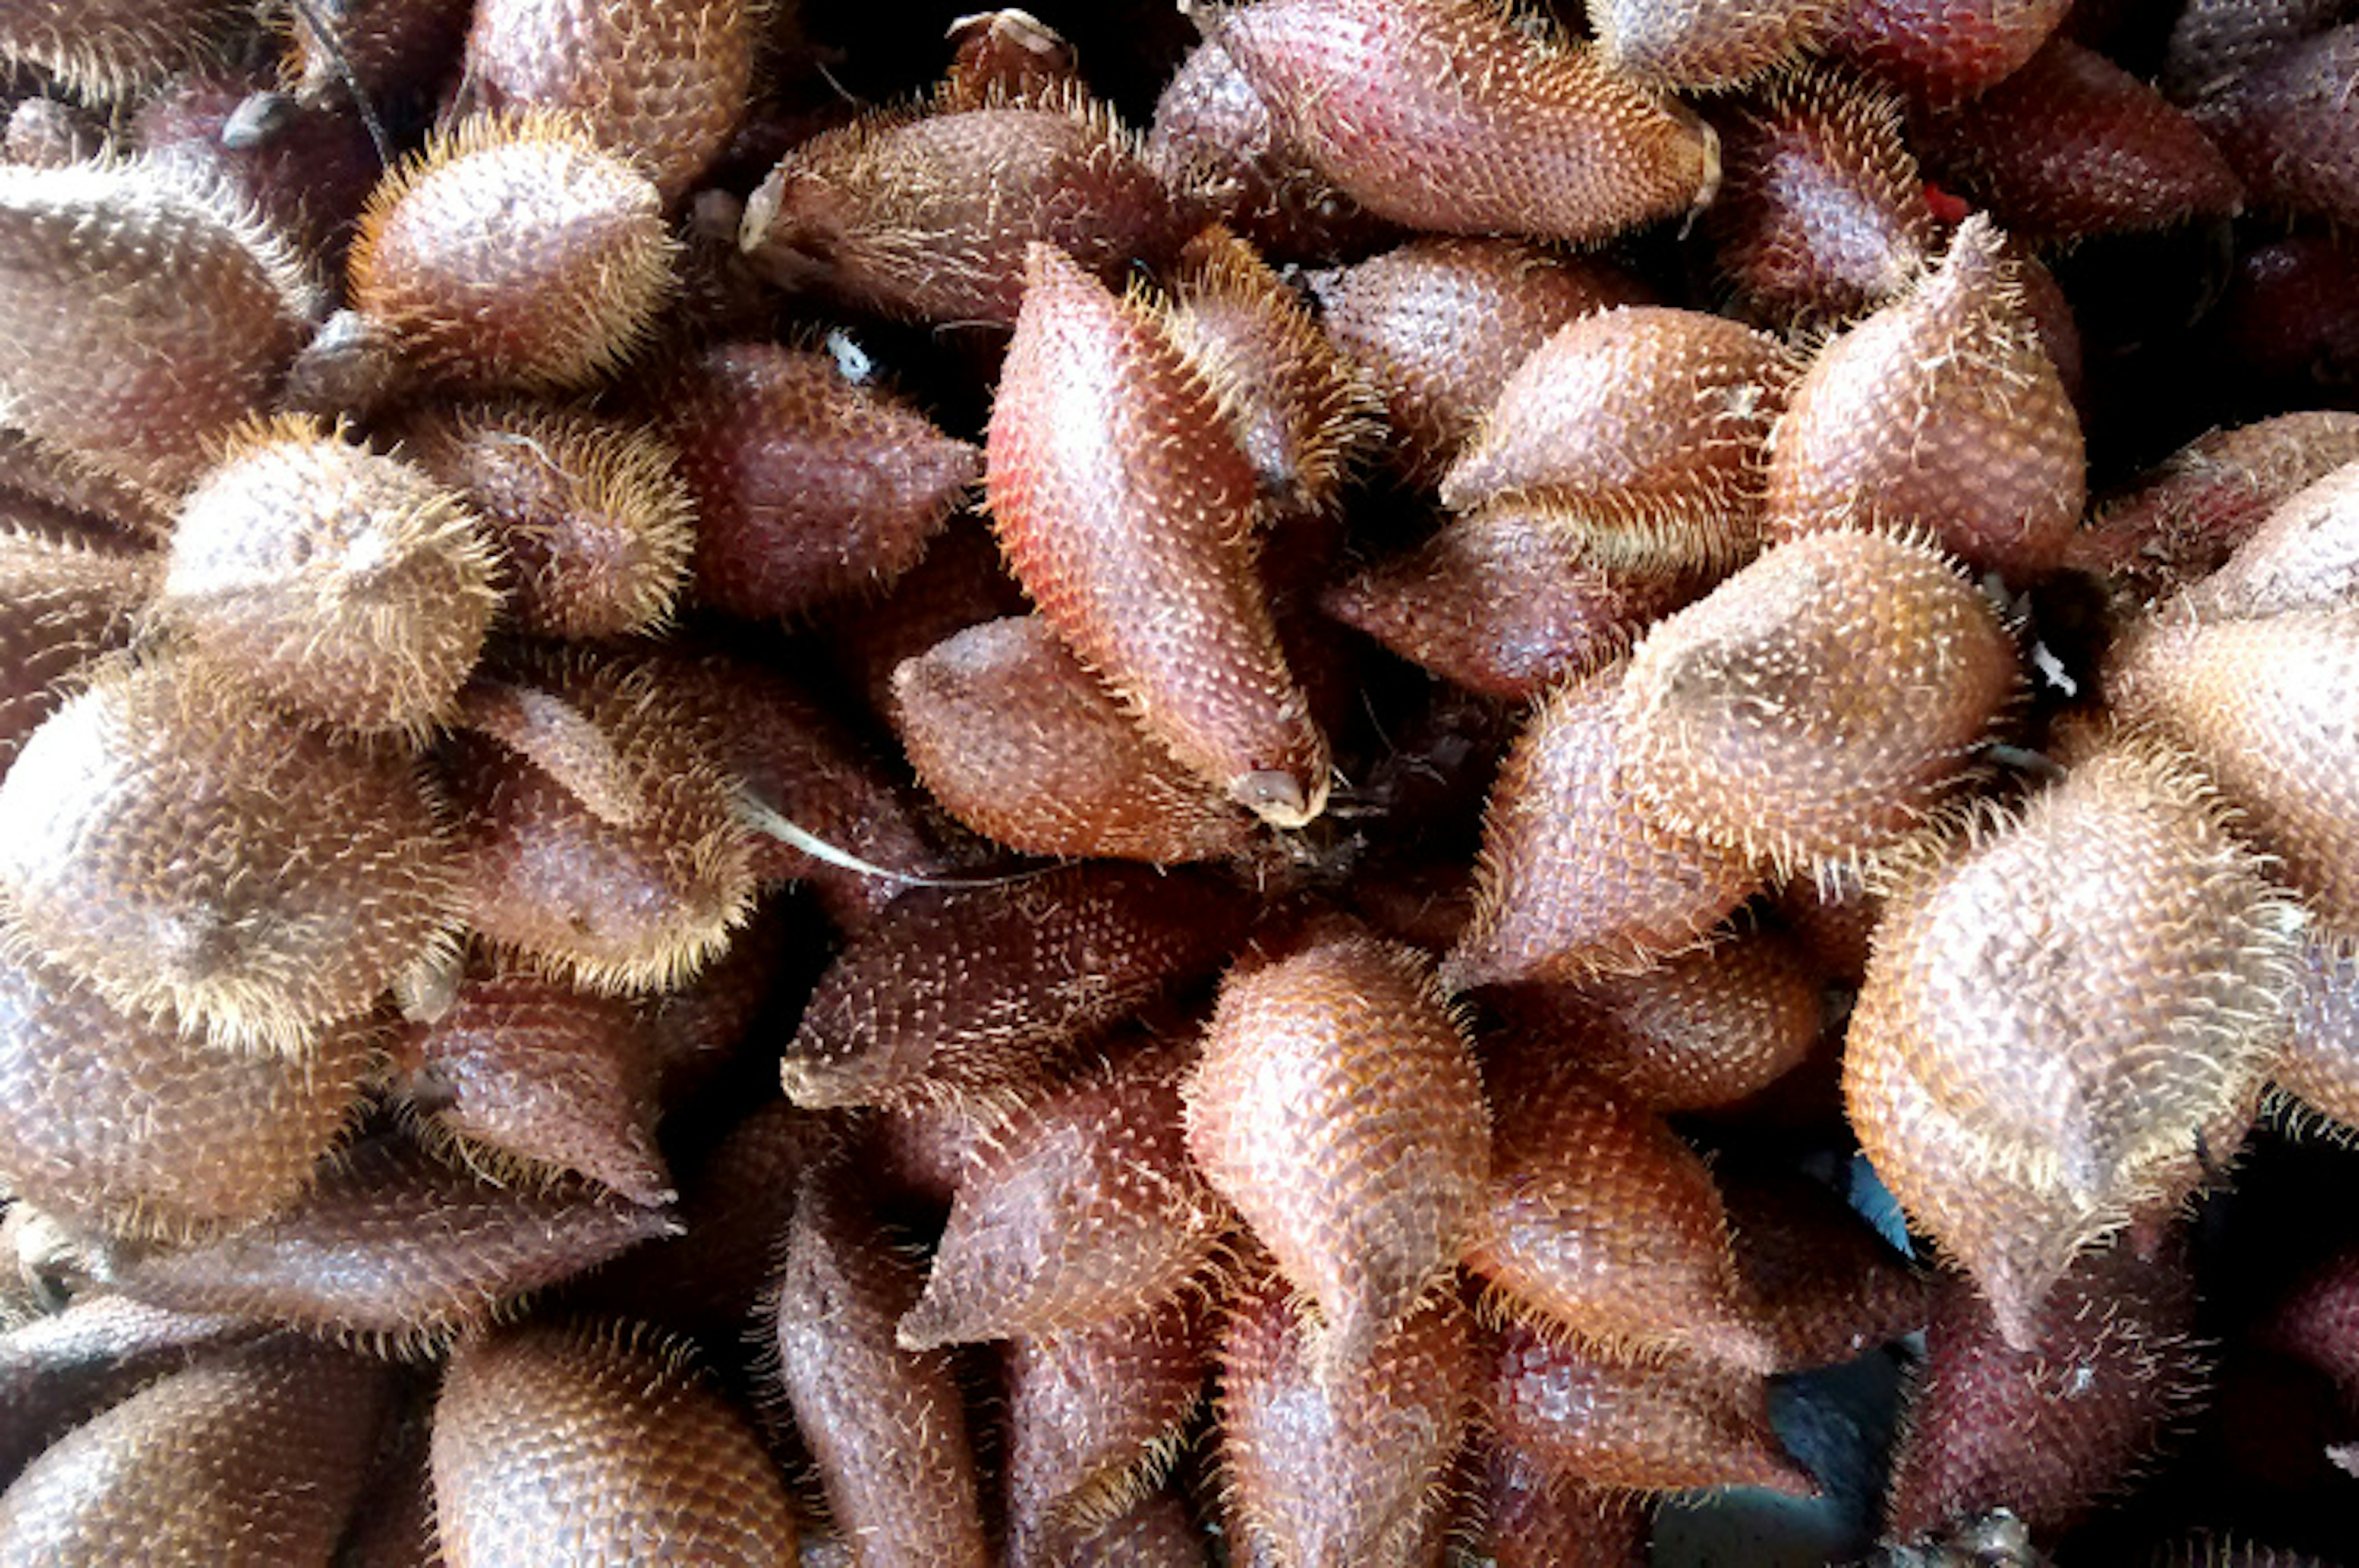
left=1591, top=0, right=1841, bottom=91
left=1719, top=1164, right=1932, bottom=1371
left=2191, top=22, right=2359, bottom=230
left=986, top=243, right=1329, bottom=827
left=1474, top=1438, right=1653, bottom=1568
left=1210, top=0, right=1716, bottom=243
left=1827, top=0, right=2075, bottom=106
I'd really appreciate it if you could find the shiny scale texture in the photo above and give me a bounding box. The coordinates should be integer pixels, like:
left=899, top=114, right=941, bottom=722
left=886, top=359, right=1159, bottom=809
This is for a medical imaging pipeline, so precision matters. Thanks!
left=0, top=528, right=153, bottom=774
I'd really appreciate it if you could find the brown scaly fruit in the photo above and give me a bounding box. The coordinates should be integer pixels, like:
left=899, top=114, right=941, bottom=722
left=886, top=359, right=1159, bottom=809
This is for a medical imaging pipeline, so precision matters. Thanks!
left=0, top=655, right=461, bottom=1053
left=0, top=1335, right=391, bottom=1563
left=987, top=241, right=1330, bottom=827
left=891, top=614, right=1258, bottom=864
left=1721, top=1165, right=1933, bottom=1371
left=0, top=526, right=154, bottom=773
left=1185, top=930, right=1490, bottom=1373
left=1591, top=0, right=1840, bottom=90
left=770, top=1176, right=991, bottom=1567
left=392, top=400, right=695, bottom=641
left=463, top=0, right=754, bottom=202
left=0, top=949, right=375, bottom=1241
left=939, top=10, right=1081, bottom=112
left=2183, top=458, right=2359, bottom=620
left=2271, top=932, right=2359, bottom=1131
left=1047, top=1489, right=1207, bottom=1568
left=740, top=88, right=1187, bottom=328
left=1826, top=0, right=2075, bottom=105
left=347, top=112, right=676, bottom=394
left=1843, top=741, right=2294, bottom=1349
left=0, top=157, right=319, bottom=496
left=431, top=1319, right=800, bottom=1565
left=131, top=71, right=383, bottom=271
left=1764, top=214, right=2086, bottom=580
left=101, top=1133, right=678, bottom=1350
left=1614, top=529, right=2019, bottom=880
left=1441, top=660, right=1764, bottom=991
left=1474, top=1440, right=1653, bottom=1568
left=158, top=416, right=502, bottom=735
left=898, top=1050, right=1228, bottom=1347
left=2161, top=0, right=2349, bottom=101
left=286, top=0, right=475, bottom=106
left=2191, top=23, right=2359, bottom=230
left=0, top=0, right=246, bottom=101
left=0, top=1295, right=264, bottom=1484
left=1209, top=0, right=1717, bottom=243
left=1215, top=1270, right=1477, bottom=1567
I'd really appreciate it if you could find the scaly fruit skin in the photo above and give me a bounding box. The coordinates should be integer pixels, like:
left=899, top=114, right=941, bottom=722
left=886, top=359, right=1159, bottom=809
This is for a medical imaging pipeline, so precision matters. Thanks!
left=1844, top=744, right=2294, bottom=1349
left=1185, top=932, right=1490, bottom=1373
left=2185, top=459, right=2359, bottom=620
left=1828, top=0, right=2075, bottom=105
left=1211, top=0, right=1715, bottom=243
left=0, top=1296, right=264, bottom=1485
left=432, top=1320, right=800, bottom=1566
left=1591, top=0, right=1839, bottom=90
left=987, top=243, right=1329, bottom=827
left=0, top=158, right=317, bottom=495
left=2192, top=23, right=2359, bottom=229
left=0, top=0, right=246, bottom=100
left=0, top=657, right=460, bottom=1053
left=2272, top=932, right=2359, bottom=1129
left=0, top=528, right=154, bottom=773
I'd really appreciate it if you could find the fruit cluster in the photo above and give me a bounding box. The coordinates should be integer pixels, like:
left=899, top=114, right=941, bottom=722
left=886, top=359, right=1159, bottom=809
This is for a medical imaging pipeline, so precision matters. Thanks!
left=1, top=0, right=2357, bottom=1563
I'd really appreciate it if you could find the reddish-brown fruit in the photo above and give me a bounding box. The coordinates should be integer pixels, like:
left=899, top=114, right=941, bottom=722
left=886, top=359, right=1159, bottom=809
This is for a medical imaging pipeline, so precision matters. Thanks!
left=941, top=10, right=1081, bottom=111
left=289, top=0, right=476, bottom=104
left=0, top=1336, right=390, bottom=1562
left=1884, top=1236, right=2205, bottom=1542
left=349, top=114, right=676, bottom=392
left=1046, top=1489, right=1207, bottom=1568
left=448, top=649, right=757, bottom=993
left=1592, top=0, right=1839, bottom=88
left=2065, top=413, right=2359, bottom=603
left=772, top=1179, right=991, bottom=1567
left=741, top=93, right=1186, bottom=327
left=893, top=615, right=1258, bottom=863
left=1490, top=926, right=1827, bottom=1112
left=1720, top=1166, right=1933, bottom=1370
left=2261, top=1242, right=2359, bottom=1394
left=2191, top=23, right=2359, bottom=229
left=1474, top=1440, right=1652, bottom=1568
left=1216, top=1273, right=1476, bottom=1567
left=0, top=528, right=153, bottom=773
left=1827, top=0, right=2074, bottom=104
left=106, top=1134, right=677, bottom=1346
left=1211, top=0, right=1716, bottom=242
left=1305, top=236, right=1653, bottom=488
left=394, top=400, right=695, bottom=639
left=1707, top=64, right=1933, bottom=329
left=0, top=657, right=459, bottom=1052
left=1911, top=40, right=2244, bottom=244
left=2, top=96, right=101, bottom=169
left=0, top=432, right=174, bottom=544
left=1003, top=1299, right=1209, bottom=1564
left=464, top=0, right=753, bottom=202
left=660, top=341, right=979, bottom=620
left=2161, top=0, right=2349, bottom=101
left=1186, top=932, right=1489, bottom=1371
left=1766, top=216, right=2085, bottom=579
left=0, top=950, right=373, bottom=1240
left=0, top=1296, right=264, bottom=1484
left=1440, top=306, right=1796, bottom=571
left=432, top=1320, right=799, bottom=1565
left=6, top=8, right=244, bottom=98
left=2210, top=232, right=2359, bottom=391
left=1489, top=1314, right=1814, bottom=1494
left=391, top=960, right=669, bottom=1205
left=1843, top=743, right=2293, bottom=1348
left=2185, top=458, right=2359, bottom=619
left=783, top=864, right=1244, bottom=1110
left=1463, top=1067, right=1778, bottom=1371
left=1616, top=530, right=2018, bottom=876
left=987, top=243, right=1329, bottom=827
left=899, top=1053, right=1227, bottom=1347
left=0, top=158, right=318, bottom=494
left=2111, top=610, right=2359, bottom=938
left=160, top=417, right=501, bottom=734
left=131, top=73, right=382, bottom=268
left=1318, top=505, right=1692, bottom=702
left=817, top=517, right=1031, bottom=714
left=2272, top=933, right=2359, bottom=1129
left=451, top=677, right=646, bottom=830
left=1443, top=662, right=1764, bottom=991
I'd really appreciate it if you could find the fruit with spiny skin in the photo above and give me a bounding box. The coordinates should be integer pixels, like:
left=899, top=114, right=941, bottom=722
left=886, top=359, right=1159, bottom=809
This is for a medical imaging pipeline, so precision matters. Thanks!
left=431, top=1320, right=799, bottom=1566
left=1827, top=0, right=2074, bottom=104
left=898, top=1050, right=1226, bottom=1347
left=1185, top=932, right=1490, bottom=1373
left=1843, top=743, right=2294, bottom=1349
left=1721, top=1166, right=1931, bottom=1370
left=0, top=1335, right=391, bottom=1563
left=288, top=0, right=476, bottom=104
left=1046, top=1489, right=1207, bottom=1568
left=0, top=1296, right=265, bottom=1484
left=0, top=951, right=375, bottom=1242
left=1614, top=530, right=2018, bottom=878
left=1462, top=1066, right=1780, bottom=1373
left=2272, top=932, right=2359, bottom=1129
left=987, top=242, right=1329, bottom=827
left=0, top=528, right=154, bottom=772
left=2191, top=23, right=2359, bottom=230
left=463, top=0, right=754, bottom=202
left=1442, top=661, right=1764, bottom=991
left=1305, top=236, right=1654, bottom=488
left=132, top=71, right=384, bottom=268
left=1590, top=0, right=1839, bottom=90
left=1216, top=1272, right=1477, bottom=1568
left=659, top=341, right=980, bottom=620
left=1765, top=215, right=2085, bottom=580
left=773, top=1178, right=991, bottom=1567
left=2185, top=459, right=2359, bottom=620
left=393, top=400, right=695, bottom=640
left=1474, top=1441, right=1653, bottom=1568
left=783, top=864, right=1243, bottom=1112
left=0, top=2, right=248, bottom=99
left=0, top=157, right=318, bottom=495
left=160, top=417, right=501, bottom=734
left=349, top=114, right=676, bottom=393
left=740, top=93, right=1186, bottom=327
left=0, top=657, right=460, bottom=1053
left=2161, top=0, right=2349, bottom=101
left=1210, top=0, right=1716, bottom=243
